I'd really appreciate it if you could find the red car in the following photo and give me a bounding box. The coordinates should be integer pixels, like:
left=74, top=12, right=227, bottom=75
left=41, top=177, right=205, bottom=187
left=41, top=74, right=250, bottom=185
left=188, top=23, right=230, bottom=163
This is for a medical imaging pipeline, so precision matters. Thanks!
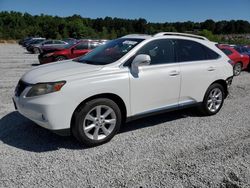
left=218, top=45, right=249, bottom=76
left=38, top=40, right=103, bottom=64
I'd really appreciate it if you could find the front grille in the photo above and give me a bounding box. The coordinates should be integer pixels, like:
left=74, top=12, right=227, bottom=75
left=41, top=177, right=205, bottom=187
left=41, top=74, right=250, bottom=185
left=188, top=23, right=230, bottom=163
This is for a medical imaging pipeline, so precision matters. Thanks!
left=15, top=80, right=29, bottom=97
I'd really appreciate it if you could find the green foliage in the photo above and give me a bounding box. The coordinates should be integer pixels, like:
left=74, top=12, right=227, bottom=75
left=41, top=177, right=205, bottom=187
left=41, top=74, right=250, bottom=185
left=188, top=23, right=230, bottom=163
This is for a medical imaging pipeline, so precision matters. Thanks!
left=0, top=11, right=250, bottom=41
left=198, top=29, right=220, bottom=41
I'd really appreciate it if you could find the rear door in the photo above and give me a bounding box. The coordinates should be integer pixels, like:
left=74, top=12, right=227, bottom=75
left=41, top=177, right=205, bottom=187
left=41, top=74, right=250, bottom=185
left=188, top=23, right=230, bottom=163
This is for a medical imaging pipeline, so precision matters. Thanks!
left=174, top=39, right=221, bottom=104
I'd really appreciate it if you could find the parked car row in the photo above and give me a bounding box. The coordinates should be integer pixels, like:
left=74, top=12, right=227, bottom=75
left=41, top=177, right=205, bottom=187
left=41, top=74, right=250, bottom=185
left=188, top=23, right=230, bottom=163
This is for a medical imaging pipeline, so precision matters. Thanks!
left=19, top=37, right=108, bottom=64
left=217, top=44, right=250, bottom=76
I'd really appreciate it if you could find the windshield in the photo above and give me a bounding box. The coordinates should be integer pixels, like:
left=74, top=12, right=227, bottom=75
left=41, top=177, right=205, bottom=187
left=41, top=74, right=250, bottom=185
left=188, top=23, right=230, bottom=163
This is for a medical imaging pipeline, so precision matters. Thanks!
left=75, top=38, right=144, bottom=65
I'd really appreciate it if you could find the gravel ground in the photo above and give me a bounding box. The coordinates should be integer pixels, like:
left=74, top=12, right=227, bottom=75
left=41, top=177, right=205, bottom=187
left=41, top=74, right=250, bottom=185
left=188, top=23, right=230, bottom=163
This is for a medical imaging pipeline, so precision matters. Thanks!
left=0, top=44, right=250, bottom=188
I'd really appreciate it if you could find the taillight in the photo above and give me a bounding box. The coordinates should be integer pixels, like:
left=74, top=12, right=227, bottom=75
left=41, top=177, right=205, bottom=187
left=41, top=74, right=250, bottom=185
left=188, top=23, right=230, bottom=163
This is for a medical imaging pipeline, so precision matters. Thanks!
left=228, top=60, right=234, bottom=66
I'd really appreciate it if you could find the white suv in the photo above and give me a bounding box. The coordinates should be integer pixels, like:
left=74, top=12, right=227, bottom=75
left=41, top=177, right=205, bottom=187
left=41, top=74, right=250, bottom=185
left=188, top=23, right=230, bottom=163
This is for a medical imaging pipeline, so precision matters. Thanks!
left=13, top=32, right=233, bottom=146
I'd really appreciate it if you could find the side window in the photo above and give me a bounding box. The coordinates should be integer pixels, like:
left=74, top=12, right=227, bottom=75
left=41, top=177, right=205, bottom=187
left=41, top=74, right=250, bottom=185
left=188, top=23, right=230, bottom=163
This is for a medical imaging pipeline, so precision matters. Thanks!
left=175, top=39, right=207, bottom=62
left=54, top=40, right=63, bottom=44
left=204, top=46, right=220, bottom=59
left=44, top=40, right=52, bottom=44
left=221, top=49, right=233, bottom=56
left=136, top=39, right=176, bottom=65
left=74, top=43, right=89, bottom=50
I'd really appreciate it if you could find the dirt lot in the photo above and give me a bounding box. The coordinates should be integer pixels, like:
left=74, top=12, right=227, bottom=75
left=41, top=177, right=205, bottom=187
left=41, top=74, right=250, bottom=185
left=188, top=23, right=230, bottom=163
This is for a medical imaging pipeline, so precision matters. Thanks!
left=0, top=44, right=250, bottom=188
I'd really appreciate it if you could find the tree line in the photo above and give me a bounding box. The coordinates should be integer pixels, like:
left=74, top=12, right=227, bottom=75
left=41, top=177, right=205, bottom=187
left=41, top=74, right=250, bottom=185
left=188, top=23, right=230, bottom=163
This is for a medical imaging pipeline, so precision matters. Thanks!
left=1, top=11, right=250, bottom=41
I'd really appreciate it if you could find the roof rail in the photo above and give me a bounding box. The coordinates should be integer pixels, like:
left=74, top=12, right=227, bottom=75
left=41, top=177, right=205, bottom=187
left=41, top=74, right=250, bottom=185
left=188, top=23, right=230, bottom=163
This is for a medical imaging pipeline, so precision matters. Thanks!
left=122, top=34, right=151, bottom=38
left=153, top=32, right=209, bottom=41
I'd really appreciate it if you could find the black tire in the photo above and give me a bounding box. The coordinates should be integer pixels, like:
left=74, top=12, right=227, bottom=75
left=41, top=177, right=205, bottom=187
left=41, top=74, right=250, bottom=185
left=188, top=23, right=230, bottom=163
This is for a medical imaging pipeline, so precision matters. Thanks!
left=72, top=98, right=122, bottom=146
left=55, top=56, right=66, bottom=61
left=198, top=83, right=225, bottom=116
left=233, top=63, right=242, bottom=76
left=33, top=47, right=40, bottom=54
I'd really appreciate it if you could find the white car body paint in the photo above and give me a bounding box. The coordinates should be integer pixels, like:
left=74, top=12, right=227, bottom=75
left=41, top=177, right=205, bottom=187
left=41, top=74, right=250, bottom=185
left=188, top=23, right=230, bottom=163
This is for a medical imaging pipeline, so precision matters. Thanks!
left=13, top=34, right=233, bottom=131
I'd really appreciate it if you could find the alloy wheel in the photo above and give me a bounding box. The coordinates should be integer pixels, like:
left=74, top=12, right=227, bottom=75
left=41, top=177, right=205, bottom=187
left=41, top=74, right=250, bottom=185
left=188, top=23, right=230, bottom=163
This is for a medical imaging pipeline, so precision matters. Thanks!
left=207, top=88, right=223, bottom=112
left=83, top=105, right=117, bottom=140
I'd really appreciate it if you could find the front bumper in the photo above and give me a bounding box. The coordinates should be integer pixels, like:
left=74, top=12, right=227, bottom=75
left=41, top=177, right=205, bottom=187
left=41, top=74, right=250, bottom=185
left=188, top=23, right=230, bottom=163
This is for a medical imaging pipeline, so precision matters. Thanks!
left=13, top=87, right=75, bottom=132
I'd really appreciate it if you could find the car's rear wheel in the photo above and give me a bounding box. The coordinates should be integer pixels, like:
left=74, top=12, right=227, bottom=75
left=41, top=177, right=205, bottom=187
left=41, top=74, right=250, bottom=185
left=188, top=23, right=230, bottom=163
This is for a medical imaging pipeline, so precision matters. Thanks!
left=55, top=56, right=66, bottom=61
left=33, top=47, right=40, bottom=54
left=72, top=98, right=122, bottom=146
left=199, top=83, right=225, bottom=116
left=233, top=62, right=242, bottom=76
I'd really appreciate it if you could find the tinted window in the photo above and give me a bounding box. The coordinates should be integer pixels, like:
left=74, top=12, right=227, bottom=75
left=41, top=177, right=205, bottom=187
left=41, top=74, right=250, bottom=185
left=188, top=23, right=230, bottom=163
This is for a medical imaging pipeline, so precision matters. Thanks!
left=54, top=40, right=65, bottom=44
left=136, top=39, right=176, bottom=65
left=175, top=40, right=207, bottom=62
left=75, top=43, right=89, bottom=50
left=44, top=40, right=53, bottom=44
left=206, top=46, right=220, bottom=59
left=221, top=49, right=233, bottom=56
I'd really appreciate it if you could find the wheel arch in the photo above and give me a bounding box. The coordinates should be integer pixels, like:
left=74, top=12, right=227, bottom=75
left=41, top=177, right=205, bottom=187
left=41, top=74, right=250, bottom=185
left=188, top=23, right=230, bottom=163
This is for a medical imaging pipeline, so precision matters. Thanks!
left=70, top=93, right=127, bottom=129
left=55, top=55, right=67, bottom=61
left=207, top=79, right=228, bottom=99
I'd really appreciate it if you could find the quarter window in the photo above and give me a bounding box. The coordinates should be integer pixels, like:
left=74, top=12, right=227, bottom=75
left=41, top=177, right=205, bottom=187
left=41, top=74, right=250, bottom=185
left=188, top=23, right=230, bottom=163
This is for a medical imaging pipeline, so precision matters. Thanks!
left=175, top=40, right=207, bottom=62
left=175, top=39, right=220, bottom=62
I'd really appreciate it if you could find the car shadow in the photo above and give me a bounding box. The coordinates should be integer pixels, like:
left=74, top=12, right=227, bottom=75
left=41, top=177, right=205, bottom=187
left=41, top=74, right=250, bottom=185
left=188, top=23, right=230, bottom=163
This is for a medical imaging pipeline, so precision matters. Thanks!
left=0, top=112, right=84, bottom=152
left=31, top=63, right=40, bottom=66
left=24, top=52, right=32, bottom=54
left=0, top=109, right=199, bottom=152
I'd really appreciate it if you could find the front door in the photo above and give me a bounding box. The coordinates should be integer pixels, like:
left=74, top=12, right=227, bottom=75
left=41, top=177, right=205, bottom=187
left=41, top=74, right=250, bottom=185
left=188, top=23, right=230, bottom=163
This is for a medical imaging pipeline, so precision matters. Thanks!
left=129, top=39, right=181, bottom=115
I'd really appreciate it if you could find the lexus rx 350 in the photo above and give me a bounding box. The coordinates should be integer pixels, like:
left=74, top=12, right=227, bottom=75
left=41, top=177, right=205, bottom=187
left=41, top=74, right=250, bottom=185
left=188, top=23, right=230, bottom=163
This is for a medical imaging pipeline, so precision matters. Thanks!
left=13, top=33, right=234, bottom=146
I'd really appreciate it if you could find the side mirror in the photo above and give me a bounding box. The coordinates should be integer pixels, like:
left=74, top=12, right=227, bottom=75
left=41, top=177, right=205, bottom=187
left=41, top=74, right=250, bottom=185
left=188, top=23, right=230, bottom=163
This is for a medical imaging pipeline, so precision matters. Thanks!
left=131, top=54, right=151, bottom=75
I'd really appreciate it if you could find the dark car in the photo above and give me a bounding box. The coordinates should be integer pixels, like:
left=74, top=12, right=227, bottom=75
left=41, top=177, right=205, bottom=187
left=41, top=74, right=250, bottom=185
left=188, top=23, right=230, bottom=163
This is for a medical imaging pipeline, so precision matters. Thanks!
left=23, top=38, right=46, bottom=47
left=19, top=37, right=33, bottom=45
left=38, top=40, right=104, bottom=64
left=26, top=40, right=68, bottom=54
left=234, top=46, right=250, bottom=56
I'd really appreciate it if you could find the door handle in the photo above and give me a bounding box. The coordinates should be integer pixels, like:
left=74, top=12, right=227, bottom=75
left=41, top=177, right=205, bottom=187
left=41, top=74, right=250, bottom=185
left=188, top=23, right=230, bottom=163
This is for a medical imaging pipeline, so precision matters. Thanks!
left=207, top=66, right=216, bottom=71
left=169, top=70, right=180, bottom=76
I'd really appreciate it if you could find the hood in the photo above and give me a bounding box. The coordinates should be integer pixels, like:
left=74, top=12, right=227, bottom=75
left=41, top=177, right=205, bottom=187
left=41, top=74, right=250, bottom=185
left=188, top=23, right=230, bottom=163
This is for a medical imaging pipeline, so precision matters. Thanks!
left=21, top=60, right=103, bottom=84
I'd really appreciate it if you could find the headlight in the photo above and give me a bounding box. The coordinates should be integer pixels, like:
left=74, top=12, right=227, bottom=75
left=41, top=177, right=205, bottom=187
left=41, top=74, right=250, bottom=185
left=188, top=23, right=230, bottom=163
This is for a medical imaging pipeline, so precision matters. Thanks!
left=44, top=52, right=54, bottom=57
left=26, top=81, right=66, bottom=97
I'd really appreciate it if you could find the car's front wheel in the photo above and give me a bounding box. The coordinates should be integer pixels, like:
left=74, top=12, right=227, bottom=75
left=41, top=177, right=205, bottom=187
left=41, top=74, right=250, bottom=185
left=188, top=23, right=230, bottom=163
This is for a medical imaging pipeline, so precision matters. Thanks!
left=199, top=83, right=225, bottom=116
left=72, top=98, right=122, bottom=146
left=33, top=47, right=40, bottom=54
